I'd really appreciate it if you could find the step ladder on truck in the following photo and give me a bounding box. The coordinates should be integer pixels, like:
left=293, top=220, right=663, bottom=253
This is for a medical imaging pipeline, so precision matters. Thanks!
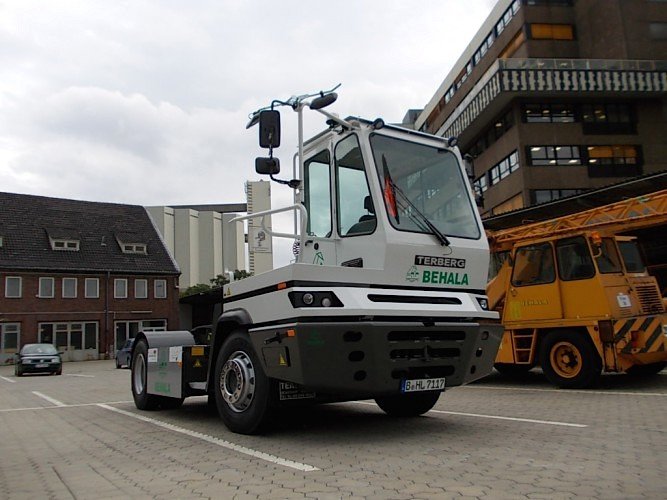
left=130, top=87, right=503, bottom=434
left=487, top=190, right=667, bottom=388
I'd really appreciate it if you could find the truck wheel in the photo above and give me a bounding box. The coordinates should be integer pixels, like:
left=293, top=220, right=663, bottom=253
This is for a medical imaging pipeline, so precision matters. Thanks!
left=214, top=331, right=273, bottom=434
left=375, top=391, right=440, bottom=417
left=626, top=362, right=667, bottom=377
left=494, top=363, right=534, bottom=377
left=131, top=339, right=160, bottom=410
left=539, top=331, right=601, bottom=389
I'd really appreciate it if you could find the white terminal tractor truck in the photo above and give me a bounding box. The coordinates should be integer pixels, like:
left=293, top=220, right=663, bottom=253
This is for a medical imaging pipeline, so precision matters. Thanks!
left=131, top=87, right=503, bottom=434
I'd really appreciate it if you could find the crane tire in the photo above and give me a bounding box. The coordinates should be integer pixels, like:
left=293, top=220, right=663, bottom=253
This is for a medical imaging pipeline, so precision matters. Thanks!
left=540, top=330, right=601, bottom=389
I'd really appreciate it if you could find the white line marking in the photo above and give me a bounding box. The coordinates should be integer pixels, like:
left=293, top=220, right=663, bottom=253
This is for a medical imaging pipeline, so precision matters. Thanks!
left=0, top=376, right=16, bottom=383
left=352, top=401, right=587, bottom=428
left=0, top=401, right=133, bottom=413
left=464, top=385, right=667, bottom=397
left=429, top=409, right=587, bottom=427
left=65, top=374, right=95, bottom=378
left=97, top=404, right=320, bottom=472
left=31, top=391, right=66, bottom=407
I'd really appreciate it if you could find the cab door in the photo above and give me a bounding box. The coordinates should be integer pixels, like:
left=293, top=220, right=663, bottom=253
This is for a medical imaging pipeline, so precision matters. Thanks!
left=504, top=241, right=563, bottom=323
left=299, top=148, right=337, bottom=266
left=333, top=134, right=382, bottom=269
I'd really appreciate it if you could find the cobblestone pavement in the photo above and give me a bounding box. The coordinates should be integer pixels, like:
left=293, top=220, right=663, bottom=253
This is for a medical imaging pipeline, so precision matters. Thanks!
left=1, top=361, right=665, bottom=499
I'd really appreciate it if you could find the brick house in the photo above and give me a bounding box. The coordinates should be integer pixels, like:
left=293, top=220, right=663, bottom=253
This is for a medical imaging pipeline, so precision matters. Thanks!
left=0, top=192, right=180, bottom=363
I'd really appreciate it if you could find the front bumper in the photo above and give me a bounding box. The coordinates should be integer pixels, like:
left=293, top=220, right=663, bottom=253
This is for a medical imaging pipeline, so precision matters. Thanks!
left=250, top=321, right=503, bottom=396
left=19, top=362, right=61, bottom=374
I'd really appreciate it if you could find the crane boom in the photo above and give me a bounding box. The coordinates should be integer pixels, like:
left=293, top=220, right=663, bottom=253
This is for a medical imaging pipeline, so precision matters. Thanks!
left=487, top=190, right=667, bottom=252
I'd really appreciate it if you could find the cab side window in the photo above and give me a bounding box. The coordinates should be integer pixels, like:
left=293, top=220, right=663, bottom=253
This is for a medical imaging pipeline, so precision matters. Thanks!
left=335, top=134, right=376, bottom=236
left=511, top=242, right=555, bottom=286
left=557, top=237, right=595, bottom=280
left=304, top=150, right=332, bottom=237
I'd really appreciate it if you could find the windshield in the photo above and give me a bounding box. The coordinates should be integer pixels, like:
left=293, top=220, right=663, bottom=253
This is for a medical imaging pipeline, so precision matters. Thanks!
left=22, top=344, right=58, bottom=355
left=369, top=134, right=480, bottom=239
left=618, top=240, right=646, bottom=273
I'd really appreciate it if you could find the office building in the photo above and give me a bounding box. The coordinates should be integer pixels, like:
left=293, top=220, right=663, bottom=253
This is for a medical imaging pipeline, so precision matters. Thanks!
left=412, top=0, right=667, bottom=216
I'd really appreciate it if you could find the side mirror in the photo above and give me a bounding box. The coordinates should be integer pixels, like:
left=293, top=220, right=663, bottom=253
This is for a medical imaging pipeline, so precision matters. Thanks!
left=259, top=110, right=280, bottom=148
left=255, top=157, right=280, bottom=175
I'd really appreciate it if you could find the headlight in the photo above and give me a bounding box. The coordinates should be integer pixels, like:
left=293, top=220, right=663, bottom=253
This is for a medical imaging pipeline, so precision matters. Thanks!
left=476, top=297, right=489, bottom=310
left=288, top=291, right=343, bottom=308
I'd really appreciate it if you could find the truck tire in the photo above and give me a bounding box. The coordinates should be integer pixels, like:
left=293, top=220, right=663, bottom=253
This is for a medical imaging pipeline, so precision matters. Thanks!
left=131, top=339, right=160, bottom=410
left=214, top=331, right=273, bottom=434
left=626, top=362, right=667, bottom=377
left=375, top=391, right=440, bottom=417
left=494, top=363, right=534, bottom=377
left=539, top=330, right=601, bottom=389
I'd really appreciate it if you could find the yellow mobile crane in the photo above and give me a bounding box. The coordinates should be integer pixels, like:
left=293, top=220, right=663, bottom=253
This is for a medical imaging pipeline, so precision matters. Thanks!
left=487, top=190, right=667, bottom=388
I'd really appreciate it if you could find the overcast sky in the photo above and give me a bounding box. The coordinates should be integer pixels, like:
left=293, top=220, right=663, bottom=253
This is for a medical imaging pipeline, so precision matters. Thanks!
left=1, top=0, right=495, bottom=267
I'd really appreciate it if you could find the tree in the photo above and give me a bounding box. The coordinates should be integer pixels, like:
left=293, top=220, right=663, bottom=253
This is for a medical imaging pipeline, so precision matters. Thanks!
left=180, top=270, right=254, bottom=297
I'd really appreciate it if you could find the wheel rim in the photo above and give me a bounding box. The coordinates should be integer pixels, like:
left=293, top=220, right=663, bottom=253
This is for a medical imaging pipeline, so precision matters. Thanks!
left=550, top=341, right=582, bottom=379
left=133, top=353, right=146, bottom=394
left=220, top=350, right=255, bottom=413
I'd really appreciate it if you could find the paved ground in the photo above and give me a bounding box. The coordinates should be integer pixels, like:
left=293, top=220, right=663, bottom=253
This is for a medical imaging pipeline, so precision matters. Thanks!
left=0, top=361, right=665, bottom=499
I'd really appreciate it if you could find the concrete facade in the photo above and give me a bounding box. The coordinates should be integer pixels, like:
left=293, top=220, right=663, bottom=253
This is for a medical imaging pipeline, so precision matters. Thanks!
left=412, top=0, right=667, bottom=217
left=147, top=204, right=247, bottom=289
left=246, top=180, right=274, bottom=275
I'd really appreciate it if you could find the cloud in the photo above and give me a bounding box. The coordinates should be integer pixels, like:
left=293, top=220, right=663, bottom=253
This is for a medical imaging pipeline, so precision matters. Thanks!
left=0, top=0, right=497, bottom=265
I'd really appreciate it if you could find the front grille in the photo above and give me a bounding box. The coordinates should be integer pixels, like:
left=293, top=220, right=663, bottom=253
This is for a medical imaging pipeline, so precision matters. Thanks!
left=636, top=285, right=665, bottom=314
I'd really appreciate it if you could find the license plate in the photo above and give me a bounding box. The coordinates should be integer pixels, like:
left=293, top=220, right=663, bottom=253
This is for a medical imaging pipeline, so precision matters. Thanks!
left=36, top=364, right=48, bottom=368
left=402, top=377, right=446, bottom=393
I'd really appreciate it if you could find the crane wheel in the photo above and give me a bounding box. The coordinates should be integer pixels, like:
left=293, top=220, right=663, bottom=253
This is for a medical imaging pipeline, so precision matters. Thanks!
left=214, top=331, right=273, bottom=434
left=539, top=330, right=601, bottom=389
left=375, top=391, right=440, bottom=417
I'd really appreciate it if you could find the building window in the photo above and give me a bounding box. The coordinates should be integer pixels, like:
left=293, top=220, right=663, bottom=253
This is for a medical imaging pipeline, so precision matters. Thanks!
left=587, top=145, right=642, bottom=177
left=135, top=279, right=148, bottom=299
left=586, top=145, right=639, bottom=166
left=467, top=109, right=514, bottom=158
left=532, top=189, right=585, bottom=204
left=1, top=323, right=20, bottom=354
left=649, top=22, right=667, bottom=40
left=489, top=150, right=520, bottom=186
left=122, top=243, right=147, bottom=254
left=39, top=322, right=98, bottom=352
left=496, top=0, right=521, bottom=36
left=529, top=23, right=575, bottom=40
left=5, top=276, right=22, bottom=298
left=114, top=279, right=128, bottom=299
left=499, top=29, right=526, bottom=59
left=528, top=146, right=582, bottom=166
left=114, top=319, right=166, bottom=351
left=85, top=278, right=99, bottom=298
left=154, top=279, right=167, bottom=299
left=473, top=175, right=488, bottom=196
left=38, top=277, right=55, bottom=298
left=51, top=239, right=80, bottom=251
left=582, top=103, right=636, bottom=134
left=523, top=103, right=575, bottom=123
left=62, top=278, right=77, bottom=298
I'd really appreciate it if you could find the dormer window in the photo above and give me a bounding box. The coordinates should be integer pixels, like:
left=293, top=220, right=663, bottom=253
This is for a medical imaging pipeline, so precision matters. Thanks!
left=123, top=243, right=147, bottom=254
left=115, top=232, right=147, bottom=255
left=52, top=239, right=80, bottom=251
left=46, top=228, right=80, bottom=252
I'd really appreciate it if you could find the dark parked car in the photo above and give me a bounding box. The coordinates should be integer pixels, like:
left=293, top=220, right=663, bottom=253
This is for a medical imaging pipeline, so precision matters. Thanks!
left=116, top=338, right=134, bottom=369
left=15, top=344, right=62, bottom=376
